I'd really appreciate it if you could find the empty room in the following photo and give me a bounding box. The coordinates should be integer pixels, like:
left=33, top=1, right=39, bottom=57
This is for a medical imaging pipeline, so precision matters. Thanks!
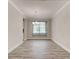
left=8, top=0, right=70, bottom=59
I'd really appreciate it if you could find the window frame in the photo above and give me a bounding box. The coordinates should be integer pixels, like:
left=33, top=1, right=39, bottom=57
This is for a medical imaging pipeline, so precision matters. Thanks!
left=32, top=21, right=47, bottom=36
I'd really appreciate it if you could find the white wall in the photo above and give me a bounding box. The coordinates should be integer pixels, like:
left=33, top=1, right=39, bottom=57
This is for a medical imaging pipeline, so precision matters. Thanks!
left=52, top=3, right=70, bottom=52
left=24, top=18, right=52, bottom=40
left=8, top=2, right=23, bottom=53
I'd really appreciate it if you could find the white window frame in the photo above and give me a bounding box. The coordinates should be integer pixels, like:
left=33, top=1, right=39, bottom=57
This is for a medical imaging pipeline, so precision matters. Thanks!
left=32, top=21, right=47, bottom=36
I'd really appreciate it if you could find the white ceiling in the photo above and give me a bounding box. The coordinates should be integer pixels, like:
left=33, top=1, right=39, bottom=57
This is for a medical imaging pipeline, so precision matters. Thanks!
left=9, top=0, right=69, bottom=19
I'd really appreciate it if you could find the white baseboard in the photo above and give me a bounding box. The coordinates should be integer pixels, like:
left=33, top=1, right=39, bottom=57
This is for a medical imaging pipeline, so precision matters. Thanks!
left=52, top=39, right=70, bottom=53
left=8, top=41, right=23, bottom=53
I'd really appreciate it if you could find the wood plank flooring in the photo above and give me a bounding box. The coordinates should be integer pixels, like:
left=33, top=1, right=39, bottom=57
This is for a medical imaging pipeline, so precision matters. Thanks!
left=8, top=39, right=70, bottom=59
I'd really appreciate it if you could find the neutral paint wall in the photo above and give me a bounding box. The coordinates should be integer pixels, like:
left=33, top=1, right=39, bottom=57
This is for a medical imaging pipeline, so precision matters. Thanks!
left=8, top=2, right=23, bottom=53
left=52, top=3, right=70, bottom=52
left=24, top=18, right=52, bottom=39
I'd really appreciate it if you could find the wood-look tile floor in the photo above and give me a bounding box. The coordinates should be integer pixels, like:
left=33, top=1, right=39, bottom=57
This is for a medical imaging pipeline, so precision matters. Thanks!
left=8, top=39, right=70, bottom=59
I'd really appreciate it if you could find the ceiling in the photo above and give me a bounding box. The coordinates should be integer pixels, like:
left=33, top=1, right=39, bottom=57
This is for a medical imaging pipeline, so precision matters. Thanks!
left=9, top=0, right=69, bottom=19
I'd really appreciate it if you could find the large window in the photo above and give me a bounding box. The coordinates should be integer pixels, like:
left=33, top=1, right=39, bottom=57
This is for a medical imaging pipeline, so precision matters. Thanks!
left=32, top=22, right=47, bottom=35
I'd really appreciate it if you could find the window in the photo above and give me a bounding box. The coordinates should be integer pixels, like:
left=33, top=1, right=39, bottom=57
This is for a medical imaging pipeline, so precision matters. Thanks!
left=32, top=22, right=47, bottom=35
